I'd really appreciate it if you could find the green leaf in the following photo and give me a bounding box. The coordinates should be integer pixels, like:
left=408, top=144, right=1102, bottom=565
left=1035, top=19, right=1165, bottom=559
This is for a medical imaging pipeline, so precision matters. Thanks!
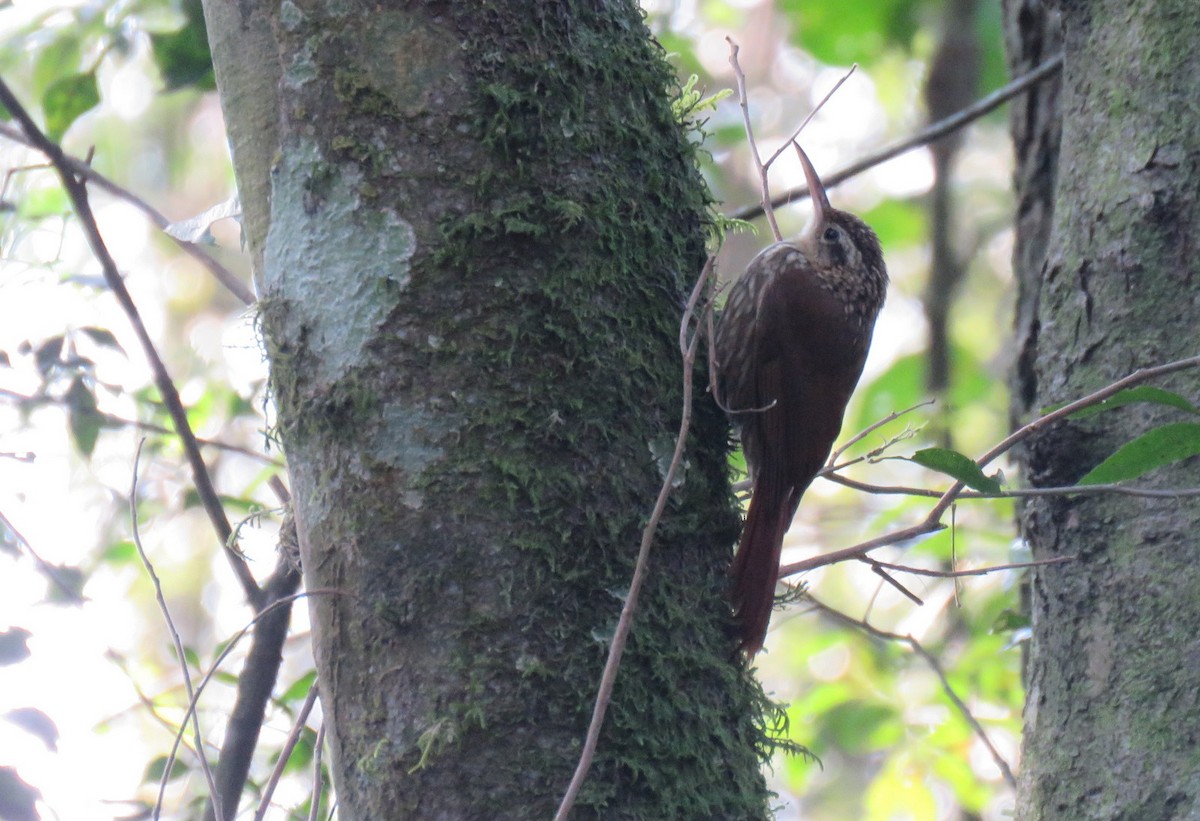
left=909, top=447, right=1002, bottom=493
left=42, top=72, right=100, bottom=142
left=99, top=540, right=138, bottom=566
left=5, top=708, right=59, bottom=751
left=17, top=186, right=70, bottom=219
left=279, top=670, right=317, bottom=704
left=77, top=326, right=125, bottom=354
left=1069, top=386, right=1199, bottom=419
left=782, top=0, right=920, bottom=66
left=991, top=609, right=1031, bottom=633
left=0, top=766, right=40, bottom=821
left=1078, top=422, right=1200, bottom=485
left=0, top=628, right=31, bottom=666
left=150, top=0, right=215, bottom=92
left=282, top=727, right=317, bottom=774
left=65, top=376, right=100, bottom=457
left=143, top=755, right=189, bottom=783
left=42, top=565, right=86, bottom=605
left=29, top=29, right=82, bottom=94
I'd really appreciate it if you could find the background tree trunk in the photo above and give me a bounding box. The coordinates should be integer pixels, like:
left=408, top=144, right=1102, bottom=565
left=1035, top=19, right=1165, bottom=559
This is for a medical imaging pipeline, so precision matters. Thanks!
left=1007, top=1, right=1200, bottom=817
left=204, top=1, right=774, bottom=817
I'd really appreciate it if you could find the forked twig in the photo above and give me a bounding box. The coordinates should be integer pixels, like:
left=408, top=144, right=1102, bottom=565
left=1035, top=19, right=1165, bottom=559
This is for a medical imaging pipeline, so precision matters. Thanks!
left=132, top=441, right=222, bottom=820
left=763, top=65, right=857, bottom=169
left=828, top=400, right=935, bottom=465
left=727, top=38, right=782, bottom=242
left=155, top=590, right=341, bottom=821
left=0, top=121, right=254, bottom=305
left=867, top=555, right=1074, bottom=579
left=727, top=40, right=857, bottom=242
left=0, top=75, right=263, bottom=607
left=731, top=54, right=1065, bottom=222
left=253, top=681, right=319, bottom=821
left=807, top=593, right=1017, bottom=788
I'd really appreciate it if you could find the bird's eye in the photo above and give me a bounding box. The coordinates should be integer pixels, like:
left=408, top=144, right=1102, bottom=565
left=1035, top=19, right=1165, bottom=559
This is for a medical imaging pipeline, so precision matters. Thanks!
left=822, top=227, right=840, bottom=243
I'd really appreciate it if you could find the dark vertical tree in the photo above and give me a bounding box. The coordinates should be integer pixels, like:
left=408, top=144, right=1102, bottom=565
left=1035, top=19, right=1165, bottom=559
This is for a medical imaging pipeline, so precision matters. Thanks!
left=203, top=1, right=774, bottom=817
left=1006, top=1, right=1200, bottom=817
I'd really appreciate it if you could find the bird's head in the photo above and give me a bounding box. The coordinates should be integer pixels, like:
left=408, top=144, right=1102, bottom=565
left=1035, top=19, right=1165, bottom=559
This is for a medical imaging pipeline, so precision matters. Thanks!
left=794, top=143, right=889, bottom=310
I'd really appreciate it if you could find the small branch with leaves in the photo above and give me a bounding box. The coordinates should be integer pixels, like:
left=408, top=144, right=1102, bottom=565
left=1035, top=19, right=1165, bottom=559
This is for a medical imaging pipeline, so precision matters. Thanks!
left=0, top=75, right=263, bottom=606
left=557, top=45, right=1200, bottom=817
left=0, top=121, right=254, bottom=305
left=781, top=353, right=1200, bottom=579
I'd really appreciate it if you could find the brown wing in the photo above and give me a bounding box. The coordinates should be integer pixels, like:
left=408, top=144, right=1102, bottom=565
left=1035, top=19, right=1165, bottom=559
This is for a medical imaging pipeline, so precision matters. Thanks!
left=713, top=243, right=796, bottom=478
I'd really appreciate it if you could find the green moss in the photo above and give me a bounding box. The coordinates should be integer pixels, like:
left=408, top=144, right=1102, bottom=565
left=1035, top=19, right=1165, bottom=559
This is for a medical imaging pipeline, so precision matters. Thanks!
left=333, top=69, right=403, bottom=120
left=400, top=2, right=780, bottom=816
left=263, top=1, right=783, bottom=816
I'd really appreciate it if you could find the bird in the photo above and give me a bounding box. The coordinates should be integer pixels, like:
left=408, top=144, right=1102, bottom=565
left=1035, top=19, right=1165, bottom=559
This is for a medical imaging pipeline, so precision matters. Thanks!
left=714, top=144, right=888, bottom=654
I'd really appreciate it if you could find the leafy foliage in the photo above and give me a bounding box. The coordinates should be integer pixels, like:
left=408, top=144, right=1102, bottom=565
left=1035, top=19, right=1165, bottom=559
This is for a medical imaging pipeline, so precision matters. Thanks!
left=0, top=0, right=1036, bottom=818
left=41, top=72, right=99, bottom=141
left=149, top=0, right=215, bottom=91
left=910, top=446, right=1003, bottom=493
left=1080, top=422, right=1200, bottom=485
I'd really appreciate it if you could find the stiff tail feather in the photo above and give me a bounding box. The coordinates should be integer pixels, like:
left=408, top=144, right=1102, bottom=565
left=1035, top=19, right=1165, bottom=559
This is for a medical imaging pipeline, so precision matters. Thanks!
left=730, top=481, right=796, bottom=654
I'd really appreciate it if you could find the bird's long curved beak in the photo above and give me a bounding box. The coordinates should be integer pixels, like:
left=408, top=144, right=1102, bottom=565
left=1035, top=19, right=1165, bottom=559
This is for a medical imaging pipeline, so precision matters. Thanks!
left=795, top=143, right=831, bottom=231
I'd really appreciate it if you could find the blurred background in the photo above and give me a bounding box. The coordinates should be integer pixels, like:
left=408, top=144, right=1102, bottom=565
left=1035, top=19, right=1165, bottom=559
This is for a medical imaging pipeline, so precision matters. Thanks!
left=0, top=0, right=1027, bottom=818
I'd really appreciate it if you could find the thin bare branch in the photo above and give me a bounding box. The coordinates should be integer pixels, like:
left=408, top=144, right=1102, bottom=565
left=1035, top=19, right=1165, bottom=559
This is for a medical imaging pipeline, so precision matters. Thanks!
left=556, top=253, right=714, bottom=820
left=726, top=38, right=782, bottom=242
left=308, top=721, right=326, bottom=821
left=909, top=635, right=1017, bottom=787
left=763, top=65, right=857, bottom=170
left=254, top=682, right=320, bottom=821
left=807, top=594, right=1017, bottom=788
left=779, top=520, right=944, bottom=578
left=867, top=555, right=1074, bottom=579
left=0, top=121, right=255, bottom=305
left=870, top=563, right=924, bottom=605
left=0, top=387, right=282, bottom=466
left=133, top=440, right=222, bottom=821
left=159, top=590, right=341, bottom=821
left=730, top=54, right=1065, bottom=223
left=0, top=75, right=263, bottom=607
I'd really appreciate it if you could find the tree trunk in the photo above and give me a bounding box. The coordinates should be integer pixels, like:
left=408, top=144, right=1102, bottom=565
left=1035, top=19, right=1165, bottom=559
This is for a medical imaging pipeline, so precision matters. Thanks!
left=1007, top=1, right=1200, bottom=817
left=203, top=2, right=774, bottom=817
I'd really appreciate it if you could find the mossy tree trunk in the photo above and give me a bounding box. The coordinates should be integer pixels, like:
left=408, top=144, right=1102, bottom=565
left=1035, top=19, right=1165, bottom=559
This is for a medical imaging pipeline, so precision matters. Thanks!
left=203, top=2, right=774, bottom=817
left=1006, top=1, right=1200, bottom=817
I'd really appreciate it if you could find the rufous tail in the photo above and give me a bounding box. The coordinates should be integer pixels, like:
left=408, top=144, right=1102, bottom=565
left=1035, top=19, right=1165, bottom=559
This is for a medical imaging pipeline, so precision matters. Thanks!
left=730, top=480, right=795, bottom=654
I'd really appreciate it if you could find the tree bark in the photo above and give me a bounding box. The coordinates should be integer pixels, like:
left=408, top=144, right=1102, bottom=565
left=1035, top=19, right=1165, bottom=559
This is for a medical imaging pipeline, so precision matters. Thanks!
left=204, top=1, right=774, bottom=818
left=1007, top=1, right=1200, bottom=818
